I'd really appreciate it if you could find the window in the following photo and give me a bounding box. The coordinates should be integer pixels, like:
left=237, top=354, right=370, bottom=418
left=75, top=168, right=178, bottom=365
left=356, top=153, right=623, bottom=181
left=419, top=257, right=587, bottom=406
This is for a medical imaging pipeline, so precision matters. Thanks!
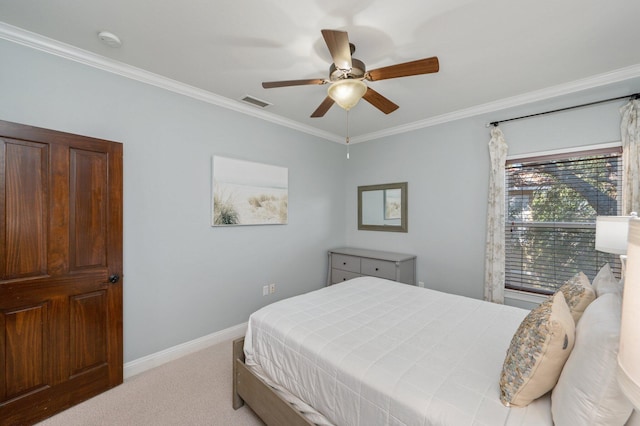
left=505, top=146, right=622, bottom=294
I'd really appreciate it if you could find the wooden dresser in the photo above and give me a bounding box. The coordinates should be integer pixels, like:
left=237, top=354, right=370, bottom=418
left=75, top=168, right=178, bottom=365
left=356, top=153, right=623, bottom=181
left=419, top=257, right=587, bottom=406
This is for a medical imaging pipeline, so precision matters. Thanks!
left=327, top=247, right=416, bottom=285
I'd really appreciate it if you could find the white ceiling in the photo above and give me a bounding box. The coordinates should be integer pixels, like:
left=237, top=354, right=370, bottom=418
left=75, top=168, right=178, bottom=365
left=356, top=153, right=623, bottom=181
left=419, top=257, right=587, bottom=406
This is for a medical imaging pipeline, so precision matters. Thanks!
left=1, top=0, right=640, bottom=142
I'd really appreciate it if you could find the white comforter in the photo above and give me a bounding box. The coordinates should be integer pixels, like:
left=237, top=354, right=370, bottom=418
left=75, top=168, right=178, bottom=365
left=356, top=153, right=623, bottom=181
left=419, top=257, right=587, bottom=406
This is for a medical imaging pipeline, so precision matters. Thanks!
left=244, top=277, right=552, bottom=426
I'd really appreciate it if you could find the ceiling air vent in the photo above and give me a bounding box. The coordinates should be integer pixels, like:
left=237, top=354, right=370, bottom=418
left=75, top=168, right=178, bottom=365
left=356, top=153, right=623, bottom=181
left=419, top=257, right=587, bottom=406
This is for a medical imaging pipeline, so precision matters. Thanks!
left=240, top=95, right=272, bottom=109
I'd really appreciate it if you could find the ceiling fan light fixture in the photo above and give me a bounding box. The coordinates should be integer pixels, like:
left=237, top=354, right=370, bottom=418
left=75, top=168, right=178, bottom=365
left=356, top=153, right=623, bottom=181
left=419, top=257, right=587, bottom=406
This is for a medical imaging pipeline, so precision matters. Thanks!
left=328, top=79, right=367, bottom=111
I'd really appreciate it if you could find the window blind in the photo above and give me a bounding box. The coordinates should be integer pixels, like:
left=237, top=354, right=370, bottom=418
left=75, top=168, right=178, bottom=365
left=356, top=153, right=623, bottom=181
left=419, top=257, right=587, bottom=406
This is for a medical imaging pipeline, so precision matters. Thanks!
left=505, top=147, right=622, bottom=294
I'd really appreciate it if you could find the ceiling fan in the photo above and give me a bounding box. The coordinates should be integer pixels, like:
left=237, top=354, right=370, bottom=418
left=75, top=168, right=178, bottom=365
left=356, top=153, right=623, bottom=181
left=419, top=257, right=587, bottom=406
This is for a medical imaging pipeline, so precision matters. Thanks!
left=262, top=29, right=439, bottom=118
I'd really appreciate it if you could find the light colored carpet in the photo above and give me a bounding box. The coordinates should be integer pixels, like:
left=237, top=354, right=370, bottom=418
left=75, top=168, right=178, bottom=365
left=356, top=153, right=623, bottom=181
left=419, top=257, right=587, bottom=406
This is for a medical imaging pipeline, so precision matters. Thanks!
left=37, top=339, right=265, bottom=426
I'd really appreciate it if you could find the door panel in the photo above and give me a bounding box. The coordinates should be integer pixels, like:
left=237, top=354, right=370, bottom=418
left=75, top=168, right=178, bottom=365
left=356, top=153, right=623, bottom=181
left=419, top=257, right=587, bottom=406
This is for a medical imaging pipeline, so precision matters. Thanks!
left=70, top=149, right=108, bottom=271
left=4, top=303, right=48, bottom=399
left=2, top=140, right=48, bottom=280
left=0, top=120, right=123, bottom=425
left=70, top=290, right=108, bottom=376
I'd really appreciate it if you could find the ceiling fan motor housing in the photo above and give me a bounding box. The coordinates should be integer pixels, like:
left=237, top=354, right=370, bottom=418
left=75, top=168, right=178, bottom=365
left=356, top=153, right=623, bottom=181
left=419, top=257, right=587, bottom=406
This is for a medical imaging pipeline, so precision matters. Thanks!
left=330, top=58, right=366, bottom=81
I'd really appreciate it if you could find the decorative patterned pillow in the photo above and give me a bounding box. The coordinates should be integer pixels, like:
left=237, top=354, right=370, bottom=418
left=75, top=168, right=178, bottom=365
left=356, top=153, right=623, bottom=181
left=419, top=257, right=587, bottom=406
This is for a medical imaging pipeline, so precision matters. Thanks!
left=558, top=272, right=595, bottom=322
left=499, top=291, right=575, bottom=407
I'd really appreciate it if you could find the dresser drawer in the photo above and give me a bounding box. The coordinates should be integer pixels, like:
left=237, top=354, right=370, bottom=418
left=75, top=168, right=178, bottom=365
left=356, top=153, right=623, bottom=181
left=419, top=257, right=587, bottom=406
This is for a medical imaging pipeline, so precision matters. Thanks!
left=361, top=258, right=396, bottom=281
left=331, top=269, right=361, bottom=284
left=327, top=248, right=416, bottom=286
left=331, top=254, right=361, bottom=273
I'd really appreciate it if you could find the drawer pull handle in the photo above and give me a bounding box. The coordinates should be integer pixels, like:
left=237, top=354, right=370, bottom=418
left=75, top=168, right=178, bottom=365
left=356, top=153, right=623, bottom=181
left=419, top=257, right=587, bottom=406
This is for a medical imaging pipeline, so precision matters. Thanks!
left=343, top=262, right=347, bottom=265
left=375, top=267, right=379, bottom=271
left=343, top=278, right=346, bottom=281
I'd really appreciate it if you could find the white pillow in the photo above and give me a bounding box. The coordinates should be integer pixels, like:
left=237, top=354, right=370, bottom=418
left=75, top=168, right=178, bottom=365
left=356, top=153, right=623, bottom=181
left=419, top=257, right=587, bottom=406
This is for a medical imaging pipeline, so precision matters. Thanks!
left=592, top=263, right=623, bottom=298
left=551, top=293, right=633, bottom=425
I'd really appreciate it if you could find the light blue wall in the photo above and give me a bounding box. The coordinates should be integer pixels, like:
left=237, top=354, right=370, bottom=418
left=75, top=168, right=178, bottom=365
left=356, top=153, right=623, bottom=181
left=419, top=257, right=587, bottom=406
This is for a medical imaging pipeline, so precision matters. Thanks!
left=345, top=119, right=490, bottom=298
left=0, top=39, right=347, bottom=362
left=1, top=37, right=638, bottom=361
left=346, top=95, right=632, bottom=300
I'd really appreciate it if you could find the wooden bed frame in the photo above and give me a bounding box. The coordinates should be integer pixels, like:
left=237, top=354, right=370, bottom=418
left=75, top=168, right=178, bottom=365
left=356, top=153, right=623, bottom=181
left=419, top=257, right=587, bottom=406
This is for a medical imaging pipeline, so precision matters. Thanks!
left=232, top=337, right=315, bottom=426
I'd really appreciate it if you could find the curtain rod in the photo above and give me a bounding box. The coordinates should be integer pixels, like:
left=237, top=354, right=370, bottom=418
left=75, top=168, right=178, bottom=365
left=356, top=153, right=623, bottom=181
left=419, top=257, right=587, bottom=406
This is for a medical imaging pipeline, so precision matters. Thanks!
left=486, top=92, right=640, bottom=127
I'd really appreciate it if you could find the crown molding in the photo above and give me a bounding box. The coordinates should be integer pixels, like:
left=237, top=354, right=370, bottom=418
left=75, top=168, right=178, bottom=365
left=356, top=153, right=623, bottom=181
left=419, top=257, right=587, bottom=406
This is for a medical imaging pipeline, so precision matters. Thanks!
left=351, top=64, right=640, bottom=143
left=2, top=21, right=639, bottom=145
left=0, top=22, right=343, bottom=144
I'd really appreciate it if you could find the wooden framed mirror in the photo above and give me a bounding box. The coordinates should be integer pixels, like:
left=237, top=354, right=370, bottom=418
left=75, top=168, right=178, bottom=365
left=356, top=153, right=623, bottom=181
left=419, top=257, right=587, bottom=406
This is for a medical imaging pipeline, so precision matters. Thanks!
left=358, top=182, right=408, bottom=232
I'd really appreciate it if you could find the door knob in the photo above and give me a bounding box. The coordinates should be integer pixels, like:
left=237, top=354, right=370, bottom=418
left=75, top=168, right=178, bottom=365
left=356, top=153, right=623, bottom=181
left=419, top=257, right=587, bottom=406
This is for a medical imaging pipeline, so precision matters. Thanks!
left=108, top=274, right=120, bottom=284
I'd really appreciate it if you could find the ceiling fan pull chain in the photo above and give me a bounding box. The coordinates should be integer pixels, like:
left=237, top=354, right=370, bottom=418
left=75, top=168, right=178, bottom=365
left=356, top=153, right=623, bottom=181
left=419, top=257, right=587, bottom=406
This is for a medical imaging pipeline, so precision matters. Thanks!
left=346, top=110, right=350, bottom=160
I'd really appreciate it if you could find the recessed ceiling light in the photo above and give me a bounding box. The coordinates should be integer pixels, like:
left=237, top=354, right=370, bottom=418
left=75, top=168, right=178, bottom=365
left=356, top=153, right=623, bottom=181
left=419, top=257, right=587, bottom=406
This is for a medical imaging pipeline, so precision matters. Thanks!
left=97, top=31, right=122, bottom=48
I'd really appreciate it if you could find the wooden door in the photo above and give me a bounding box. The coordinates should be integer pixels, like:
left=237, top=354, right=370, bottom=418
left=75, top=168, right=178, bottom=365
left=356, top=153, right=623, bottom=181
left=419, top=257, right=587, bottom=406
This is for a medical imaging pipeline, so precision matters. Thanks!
left=0, top=120, right=123, bottom=425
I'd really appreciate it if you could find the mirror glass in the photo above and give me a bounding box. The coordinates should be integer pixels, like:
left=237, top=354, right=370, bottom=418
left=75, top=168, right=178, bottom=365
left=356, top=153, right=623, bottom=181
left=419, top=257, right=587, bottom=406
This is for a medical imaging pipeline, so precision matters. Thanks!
left=358, top=182, right=407, bottom=232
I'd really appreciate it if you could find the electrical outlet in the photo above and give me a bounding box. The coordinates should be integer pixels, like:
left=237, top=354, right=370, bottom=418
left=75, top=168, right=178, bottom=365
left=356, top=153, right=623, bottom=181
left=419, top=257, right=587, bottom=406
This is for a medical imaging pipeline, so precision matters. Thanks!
left=418, top=281, right=425, bottom=288
left=263, top=285, right=269, bottom=296
left=269, top=283, right=276, bottom=294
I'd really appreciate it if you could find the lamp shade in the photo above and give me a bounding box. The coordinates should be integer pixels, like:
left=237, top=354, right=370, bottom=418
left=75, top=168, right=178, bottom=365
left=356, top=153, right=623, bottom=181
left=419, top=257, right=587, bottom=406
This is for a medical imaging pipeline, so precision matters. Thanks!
left=618, top=217, right=640, bottom=409
left=327, top=79, right=367, bottom=111
left=595, top=215, right=632, bottom=254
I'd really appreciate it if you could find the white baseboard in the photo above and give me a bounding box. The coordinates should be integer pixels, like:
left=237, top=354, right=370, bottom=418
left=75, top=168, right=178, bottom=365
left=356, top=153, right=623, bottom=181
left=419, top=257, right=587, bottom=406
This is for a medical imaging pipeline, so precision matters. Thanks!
left=123, top=322, right=248, bottom=379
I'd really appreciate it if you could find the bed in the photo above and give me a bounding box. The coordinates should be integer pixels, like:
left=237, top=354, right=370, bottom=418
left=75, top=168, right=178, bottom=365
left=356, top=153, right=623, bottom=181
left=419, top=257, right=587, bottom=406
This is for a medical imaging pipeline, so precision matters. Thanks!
left=232, top=275, right=634, bottom=425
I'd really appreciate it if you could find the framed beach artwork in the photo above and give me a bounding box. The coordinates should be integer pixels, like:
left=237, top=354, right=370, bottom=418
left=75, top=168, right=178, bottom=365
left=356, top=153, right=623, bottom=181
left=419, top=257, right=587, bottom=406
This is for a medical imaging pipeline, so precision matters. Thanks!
left=212, top=156, right=288, bottom=226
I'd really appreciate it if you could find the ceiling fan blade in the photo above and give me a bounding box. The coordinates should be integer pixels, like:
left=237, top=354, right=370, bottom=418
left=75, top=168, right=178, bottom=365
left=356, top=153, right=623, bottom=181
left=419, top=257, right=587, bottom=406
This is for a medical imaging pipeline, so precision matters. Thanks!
left=366, top=56, right=439, bottom=81
left=310, top=96, right=335, bottom=118
left=362, top=87, right=399, bottom=114
left=262, top=79, right=327, bottom=89
left=321, top=29, right=352, bottom=71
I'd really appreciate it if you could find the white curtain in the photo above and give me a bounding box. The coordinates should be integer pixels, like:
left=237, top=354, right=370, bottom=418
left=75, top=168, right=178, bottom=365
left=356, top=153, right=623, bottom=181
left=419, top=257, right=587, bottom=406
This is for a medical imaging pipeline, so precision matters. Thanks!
left=484, top=126, right=508, bottom=304
left=621, top=98, right=640, bottom=215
